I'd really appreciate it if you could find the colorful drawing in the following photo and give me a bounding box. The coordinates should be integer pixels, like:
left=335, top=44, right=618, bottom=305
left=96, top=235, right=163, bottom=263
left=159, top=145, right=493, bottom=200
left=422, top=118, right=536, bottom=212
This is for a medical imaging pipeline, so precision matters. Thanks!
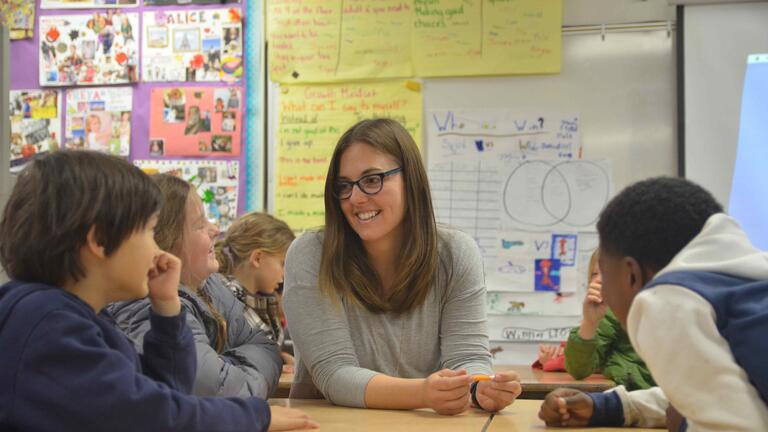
left=39, top=12, right=139, bottom=86
left=133, top=159, right=239, bottom=231
left=534, top=258, right=561, bottom=292
left=150, top=87, right=241, bottom=156
left=41, top=0, right=138, bottom=9
left=1, top=0, right=35, bottom=40
left=8, top=90, right=62, bottom=171
left=551, top=234, right=578, bottom=266
left=65, top=87, right=133, bottom=156
left=142, top=8, right=243, bottom=83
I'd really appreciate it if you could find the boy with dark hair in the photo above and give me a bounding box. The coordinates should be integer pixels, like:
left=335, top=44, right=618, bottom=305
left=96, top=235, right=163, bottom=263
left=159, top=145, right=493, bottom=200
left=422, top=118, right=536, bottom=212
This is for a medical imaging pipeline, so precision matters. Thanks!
left=539, top=177, right=768, bottom=430
left=0, top=151, right=316, bottom=431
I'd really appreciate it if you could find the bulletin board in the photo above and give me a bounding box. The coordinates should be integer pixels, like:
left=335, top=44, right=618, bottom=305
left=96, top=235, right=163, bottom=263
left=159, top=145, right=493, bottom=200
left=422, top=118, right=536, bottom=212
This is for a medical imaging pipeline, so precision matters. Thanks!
left=267, top=28, right=677, bottom=364
left=7, top=0, right=264, bottom=213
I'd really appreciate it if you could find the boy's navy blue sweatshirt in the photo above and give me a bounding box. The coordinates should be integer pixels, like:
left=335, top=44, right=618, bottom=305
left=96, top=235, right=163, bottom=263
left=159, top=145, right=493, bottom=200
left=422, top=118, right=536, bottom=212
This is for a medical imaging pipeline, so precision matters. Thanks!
left=0, top=281, right=271, bottom=431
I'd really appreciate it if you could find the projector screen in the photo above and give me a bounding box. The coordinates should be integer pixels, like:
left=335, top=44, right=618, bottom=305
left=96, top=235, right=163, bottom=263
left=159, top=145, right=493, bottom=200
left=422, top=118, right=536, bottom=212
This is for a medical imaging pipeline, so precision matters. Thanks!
left=683, top=2, right=768, bottom=207
left=728, top=54, right=768, bottom=250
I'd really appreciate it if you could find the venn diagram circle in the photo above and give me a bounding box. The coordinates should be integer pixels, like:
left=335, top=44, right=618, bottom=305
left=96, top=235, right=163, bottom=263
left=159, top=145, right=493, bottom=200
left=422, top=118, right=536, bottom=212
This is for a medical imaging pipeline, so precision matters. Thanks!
left=502, top=160, right=610, bottom=228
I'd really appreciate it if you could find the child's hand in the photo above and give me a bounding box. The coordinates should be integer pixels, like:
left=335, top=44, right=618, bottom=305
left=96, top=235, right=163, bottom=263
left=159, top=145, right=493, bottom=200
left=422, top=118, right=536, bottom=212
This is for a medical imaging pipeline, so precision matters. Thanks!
left=147, top=251, right=181, bottom=317
left=666, top=404, right=684, bottom=432
left=475, top=371, right=522, bottom=412
left=421, top=369, right=474, bottom=415
left=538, top=344, right=564, bottom=364
left=582, top=279, right=609, bottom=326
left=538, top=388, right=593, bottom=427
left=268, top=406, right=318, bottom=431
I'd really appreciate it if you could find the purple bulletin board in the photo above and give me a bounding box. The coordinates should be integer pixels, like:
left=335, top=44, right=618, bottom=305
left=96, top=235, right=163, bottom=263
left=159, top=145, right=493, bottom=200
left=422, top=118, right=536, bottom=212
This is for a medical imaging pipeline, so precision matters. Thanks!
left=9, top=0, right=252, bottom=214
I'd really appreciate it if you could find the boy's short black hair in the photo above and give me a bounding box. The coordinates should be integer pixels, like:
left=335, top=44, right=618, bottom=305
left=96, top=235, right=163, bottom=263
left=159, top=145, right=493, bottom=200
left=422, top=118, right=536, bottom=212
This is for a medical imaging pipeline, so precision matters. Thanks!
left=597, top=176, right=723, bottom=272
left=0, top=151, right=162, bottom=286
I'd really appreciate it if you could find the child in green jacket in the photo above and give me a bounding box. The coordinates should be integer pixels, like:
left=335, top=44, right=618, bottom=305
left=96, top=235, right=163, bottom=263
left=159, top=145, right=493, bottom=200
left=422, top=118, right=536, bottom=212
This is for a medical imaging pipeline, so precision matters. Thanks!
left=563, top=250, right=655, bottom=390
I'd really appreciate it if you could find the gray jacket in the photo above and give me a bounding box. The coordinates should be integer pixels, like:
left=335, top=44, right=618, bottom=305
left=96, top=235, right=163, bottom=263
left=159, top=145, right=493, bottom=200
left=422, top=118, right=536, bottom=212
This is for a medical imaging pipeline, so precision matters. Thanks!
left=109, top=273, right=282, bottom=399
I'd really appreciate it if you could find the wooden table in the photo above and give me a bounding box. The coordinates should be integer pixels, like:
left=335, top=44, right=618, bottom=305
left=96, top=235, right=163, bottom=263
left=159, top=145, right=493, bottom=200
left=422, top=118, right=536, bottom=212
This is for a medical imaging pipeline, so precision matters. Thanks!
left=275, top=371, right=294, bottom=398
left=275, top=366, right=615, bottom=400
left=495, top=365, right=616, bottom=399
left=269, top=398, right=490, bottom=432
left=269, top=399, right=660, bottom=431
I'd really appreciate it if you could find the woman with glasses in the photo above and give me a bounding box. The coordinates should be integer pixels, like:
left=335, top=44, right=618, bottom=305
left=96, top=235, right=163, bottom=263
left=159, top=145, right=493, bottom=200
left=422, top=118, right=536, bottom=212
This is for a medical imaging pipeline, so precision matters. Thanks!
left=283, top=119, right=522, bottom=415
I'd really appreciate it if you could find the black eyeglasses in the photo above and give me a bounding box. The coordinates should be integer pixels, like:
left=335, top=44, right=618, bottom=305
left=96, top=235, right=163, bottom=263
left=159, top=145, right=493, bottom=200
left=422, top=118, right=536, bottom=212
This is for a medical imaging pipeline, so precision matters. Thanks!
left=333, top=167, right=402, bottom=200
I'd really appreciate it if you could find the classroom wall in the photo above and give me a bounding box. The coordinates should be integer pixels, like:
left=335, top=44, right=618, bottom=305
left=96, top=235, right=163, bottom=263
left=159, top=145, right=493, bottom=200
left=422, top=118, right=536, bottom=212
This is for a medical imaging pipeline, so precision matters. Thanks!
left=265, top=1, right=678, bottom=364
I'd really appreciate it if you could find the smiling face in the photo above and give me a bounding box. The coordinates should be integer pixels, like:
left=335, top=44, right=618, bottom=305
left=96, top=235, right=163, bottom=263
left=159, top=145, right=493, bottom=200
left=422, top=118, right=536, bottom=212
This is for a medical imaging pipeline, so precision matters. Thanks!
left=337, top=142, right=405, bottom=250
left=178, top=192, right=219, bottom=288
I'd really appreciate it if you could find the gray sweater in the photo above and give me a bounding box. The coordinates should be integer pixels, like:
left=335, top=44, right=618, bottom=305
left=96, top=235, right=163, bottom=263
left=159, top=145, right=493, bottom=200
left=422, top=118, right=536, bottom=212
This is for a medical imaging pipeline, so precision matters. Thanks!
left=283, top=227, right=492, bottom=408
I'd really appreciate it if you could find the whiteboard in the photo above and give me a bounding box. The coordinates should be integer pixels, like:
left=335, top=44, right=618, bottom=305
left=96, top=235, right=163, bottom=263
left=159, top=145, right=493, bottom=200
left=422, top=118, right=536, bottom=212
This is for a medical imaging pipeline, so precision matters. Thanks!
left=683, top=2, right=768, bottom=207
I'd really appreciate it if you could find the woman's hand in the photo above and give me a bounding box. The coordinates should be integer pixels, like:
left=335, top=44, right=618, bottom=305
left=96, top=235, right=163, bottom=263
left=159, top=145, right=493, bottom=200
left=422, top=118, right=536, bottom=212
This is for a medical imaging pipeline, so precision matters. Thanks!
left=421, top=369, right=474, bottom=415
left=475, top=371, right=522, bottom=412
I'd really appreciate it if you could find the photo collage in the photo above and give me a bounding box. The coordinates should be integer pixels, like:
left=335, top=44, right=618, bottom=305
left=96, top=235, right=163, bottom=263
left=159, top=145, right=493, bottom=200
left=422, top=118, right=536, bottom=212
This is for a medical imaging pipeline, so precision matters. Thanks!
left=39, top=11, right=139, bottom=86
left=143, top=8, right=243, bottom=83
left=134, top=159, right=240, bottom=230
left=65, top=87, right=132, bottom=156
left=9, top=2, right=246, bottom=225
left=150, top=86, right=241, bottom=156
left=9, top=90, right=62, bottom=171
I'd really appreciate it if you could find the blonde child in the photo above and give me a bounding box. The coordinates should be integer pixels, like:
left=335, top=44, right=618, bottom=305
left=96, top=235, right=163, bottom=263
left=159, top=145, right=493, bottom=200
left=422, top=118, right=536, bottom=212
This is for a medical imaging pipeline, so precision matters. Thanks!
left=215, top=212, right=296, bottom=372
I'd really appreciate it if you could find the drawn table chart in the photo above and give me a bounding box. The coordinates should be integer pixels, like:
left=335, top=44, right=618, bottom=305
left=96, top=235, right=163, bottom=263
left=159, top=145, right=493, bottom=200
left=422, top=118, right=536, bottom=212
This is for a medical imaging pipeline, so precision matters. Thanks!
left=429, top=160, right=501, bottom=260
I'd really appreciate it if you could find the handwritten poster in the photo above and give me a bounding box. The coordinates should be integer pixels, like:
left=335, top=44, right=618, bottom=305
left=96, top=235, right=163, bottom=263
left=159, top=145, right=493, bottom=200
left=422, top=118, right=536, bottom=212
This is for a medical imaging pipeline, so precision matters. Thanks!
left=412, top=0, right=562, bottom=77
left=134, top=159, right=239, bottom=231
left=41, top=0, right=138, bottom=9
left=142, top=8, right=243, bottom=83
left=1, top=0, right=35, bottom=40
left=9, top=90, right=61, bottom=172
left=267, top=1, right=341, bottom=82
left=276, top=80, right=422, bottom=232
left=268, top=0, right=413, bottom=83
left=65, top=87, right=133, bottom=156
left=267, top=0, right=561, bottom=83
left=149, top=87, right=242, bottom=157
left=488, top=313, right=579, bottom=342
left=428, top=110, right=581, bottom=163
left=39, top=12, right=139, bottom=86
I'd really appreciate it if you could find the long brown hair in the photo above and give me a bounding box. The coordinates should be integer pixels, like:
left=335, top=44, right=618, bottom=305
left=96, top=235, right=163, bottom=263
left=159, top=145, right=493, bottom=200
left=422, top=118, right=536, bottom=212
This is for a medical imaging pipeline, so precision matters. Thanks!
left=319, top=118, right=439, bottom=314
left=215, top=212, right=295, bottom=275
left=152, top=174, right=228, bottom=351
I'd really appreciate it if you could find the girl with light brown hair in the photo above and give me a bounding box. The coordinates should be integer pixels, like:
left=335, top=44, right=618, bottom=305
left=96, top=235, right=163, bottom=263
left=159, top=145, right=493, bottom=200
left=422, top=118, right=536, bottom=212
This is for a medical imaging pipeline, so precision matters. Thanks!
left=283, top=118, right=522, bottom=415
left=215, top=212, right=296, bottom=372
